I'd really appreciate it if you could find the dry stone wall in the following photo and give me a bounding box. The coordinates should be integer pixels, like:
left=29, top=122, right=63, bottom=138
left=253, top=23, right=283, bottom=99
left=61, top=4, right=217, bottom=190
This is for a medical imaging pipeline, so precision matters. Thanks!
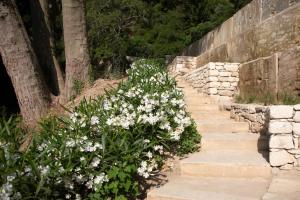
left=184, top=62, right=239, bottom=101
left=269, top=105, right=300, bottom=169
left=227, top=103, right=300, bottom=170
left=168, top=56, right=196, bottom=75
left=228, top=104, right=268, bottom=134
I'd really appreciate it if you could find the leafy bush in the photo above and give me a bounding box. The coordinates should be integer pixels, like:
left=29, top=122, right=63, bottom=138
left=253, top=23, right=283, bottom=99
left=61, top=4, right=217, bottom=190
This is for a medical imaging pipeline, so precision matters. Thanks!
left=0, top=59, right=200, bottom=199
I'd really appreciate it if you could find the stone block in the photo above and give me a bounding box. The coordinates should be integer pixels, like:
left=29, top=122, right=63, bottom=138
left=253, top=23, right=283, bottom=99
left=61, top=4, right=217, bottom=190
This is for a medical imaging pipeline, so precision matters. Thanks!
left=224, top=64, right=239, bottom=72
left=279, top=164, right=294, bottom=170
left=215, top=65, right=224, bottom=70
left=219, top=90, right=234, bottom=97
left=287, top=149, right=300, bottom=155
left=219, top=72, right=231, bottom=77
left=228, top=77, right=238, bottom=82
left=270, top=135, right=294, bottom=149
left=209, top=70, right=219, bottom=76
left=293, top=123, right=300, bottom=136
left=269, top=150, right=294, bottom=167
left=207, top=76, right=219, bottom=82
left=294, top=104, right=300, bottom=111
left=221, top=82, right=230, bottom=87
left=231, top=82, right=238, bottom=87
left=208, top=88, right=218, bottom=95
left=208, top=82, right=220, bottom=88
left=293, top=112, right=300, bottom=122
left=294, top=137, right=299, bottom=149
left=219, top=77, right=230, bottom=82
left=232, top=72, right=239, bottom=77
left=269, top=121, right=293, bottom=134
left=269, top=106, right=294, bottom=119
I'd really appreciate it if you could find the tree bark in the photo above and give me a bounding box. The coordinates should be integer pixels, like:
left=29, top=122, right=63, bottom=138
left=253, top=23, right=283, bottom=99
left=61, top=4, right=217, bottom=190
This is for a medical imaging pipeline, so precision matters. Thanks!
left=30, top=0, right=65, bottom=96
left=0, top=0, right=51, bottom=127
left=62, top=0, right=90, bottom=101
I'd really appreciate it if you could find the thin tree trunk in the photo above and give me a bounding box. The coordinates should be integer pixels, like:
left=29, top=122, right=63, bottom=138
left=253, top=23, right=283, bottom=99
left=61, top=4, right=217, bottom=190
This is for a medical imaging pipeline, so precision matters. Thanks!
left=30, top=0, right=65, bottom=96
left=62, top=0, right=90, bottom=102
left=0, top=0, right=51, bottom=127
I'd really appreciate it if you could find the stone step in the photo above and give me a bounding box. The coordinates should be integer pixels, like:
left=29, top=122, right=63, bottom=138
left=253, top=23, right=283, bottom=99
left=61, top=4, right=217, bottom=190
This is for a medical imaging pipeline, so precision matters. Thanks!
left=196, top=120, right=249, bottom=133
left=180, top=150, right=271, bottom=178
left=201, top=132, right=269, bottom=151
left=184, top=97, right=215, bottom=104
left=147, top=176, right=270, bottom=200
left=190, top=111, right=230, bottom=120
left=186, top=104, right=220, bottom=112
left=262, top=170, right=300, bottom=200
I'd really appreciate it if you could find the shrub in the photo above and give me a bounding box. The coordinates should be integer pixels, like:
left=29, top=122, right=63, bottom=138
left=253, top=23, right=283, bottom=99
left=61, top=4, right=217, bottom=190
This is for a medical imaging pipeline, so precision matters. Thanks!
left=0, top=59, right=200, bottom=199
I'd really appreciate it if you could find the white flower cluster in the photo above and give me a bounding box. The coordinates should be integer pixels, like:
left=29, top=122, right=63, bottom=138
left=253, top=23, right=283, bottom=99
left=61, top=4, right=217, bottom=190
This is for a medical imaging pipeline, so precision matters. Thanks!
left=102, top=62, right=192, bottom=143
left=86, top=173, right=109, bottom=190
left=137, top=160, right=158, bottom=178
left=0, top=175, right=21, bottom=200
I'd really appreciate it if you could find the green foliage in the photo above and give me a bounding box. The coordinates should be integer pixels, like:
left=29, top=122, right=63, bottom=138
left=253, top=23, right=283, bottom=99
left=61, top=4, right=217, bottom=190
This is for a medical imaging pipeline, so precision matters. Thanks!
left=280, top=92, right=300, bottom=105
left=0, top=60, right=200, bottom=199
left=73, top=79, right=85, bottom=97
left=86, top=0, right=251, bottom=78
left=234, top=92, right=300, bottom=106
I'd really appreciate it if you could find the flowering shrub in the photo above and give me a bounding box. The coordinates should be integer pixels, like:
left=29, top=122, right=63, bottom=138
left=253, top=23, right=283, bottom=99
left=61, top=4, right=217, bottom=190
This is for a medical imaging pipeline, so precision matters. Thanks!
left=0, top=59, right=200, bottom=199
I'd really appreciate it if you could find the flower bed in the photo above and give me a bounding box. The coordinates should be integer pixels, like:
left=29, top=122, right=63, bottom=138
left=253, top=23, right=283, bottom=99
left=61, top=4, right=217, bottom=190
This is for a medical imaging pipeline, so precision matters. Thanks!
left=0, top=60, right=200, bottom=200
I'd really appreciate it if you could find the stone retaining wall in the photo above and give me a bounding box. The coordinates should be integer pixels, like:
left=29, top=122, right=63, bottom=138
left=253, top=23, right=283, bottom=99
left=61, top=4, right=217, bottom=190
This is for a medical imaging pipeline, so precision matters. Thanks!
left=227, top=103, right=300, bottom=170
left=228, top=104, right=268, bottom=134
left=269, top=105, right=300, bottom=169
left=168, top=56, right=196, bottom=75
left=184, top=62, right=239, bottom=101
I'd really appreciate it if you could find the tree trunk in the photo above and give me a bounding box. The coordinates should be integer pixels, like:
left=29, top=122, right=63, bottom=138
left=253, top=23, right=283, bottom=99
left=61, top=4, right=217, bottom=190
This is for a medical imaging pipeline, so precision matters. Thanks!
left=30, top=0, right=65, bottom=96
left=62, top=0, right=90, bottom=101
left=0, top=0, right=51, bottom=127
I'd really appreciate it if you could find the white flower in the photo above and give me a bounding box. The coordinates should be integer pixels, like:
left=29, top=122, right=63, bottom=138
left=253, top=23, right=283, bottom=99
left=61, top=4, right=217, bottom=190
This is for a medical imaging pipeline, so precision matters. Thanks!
left=65, top=194, right=71, bottom=199
left=91, top=116, right=99, bottom=125
left=93, top=173, right=108, bottom=185
left=94, top=142, right=103, bottom=149
left=146, top=151, right=153, bottom=158
left=40, top=165, right=50, bottom=176
left=66, top=139, right=76, bottom=148
left=80, top=157, right=86, bottom=162
left=75, top=194, right=81, bottom=200
left=91, top=157, right=101, bottom=168
left=143, top=139, right=150, bottom=144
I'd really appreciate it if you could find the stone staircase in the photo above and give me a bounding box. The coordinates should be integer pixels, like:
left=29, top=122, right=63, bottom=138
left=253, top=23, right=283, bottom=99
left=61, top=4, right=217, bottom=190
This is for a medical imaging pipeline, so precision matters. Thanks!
left=147, top=76, right=272, bottom=200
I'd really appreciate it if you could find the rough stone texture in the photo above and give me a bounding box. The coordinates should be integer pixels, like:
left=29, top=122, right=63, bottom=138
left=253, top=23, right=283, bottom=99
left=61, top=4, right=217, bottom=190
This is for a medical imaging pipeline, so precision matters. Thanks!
left=293, top=123, right=300, bottom=136
left=229, top=104, right=300, bottom=169
left=268, top=106, right=300, bottom=168
left=294, top=104, right=300, bottom=110
left=278, top=47, right=300, bottom=98
left=184, top=62, right=240, bottom=101
left=180, top=1, right=300, bottom=100
left=269, top=122, right=293, bottom=134
left=168, top=56, right=196, bottom=75
left=228, top=104, right=268, bottom=134
left=238, top=55, right=278, bottom=101
left=270, top=135, right=294, bottom=149
left=269, top=106, right=294, bottom=119
left=270, top=150, right=294, bottom=167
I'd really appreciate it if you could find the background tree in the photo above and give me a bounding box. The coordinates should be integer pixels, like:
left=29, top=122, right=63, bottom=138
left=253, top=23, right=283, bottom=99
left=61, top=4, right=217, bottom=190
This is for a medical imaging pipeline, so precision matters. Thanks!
left=86, top=0, right=252, bottom=79
left=62, top=0, right=91, bottom=101
left=30, top=0, right=65, bottom=95
left=0, top=0, right=51, bottom=127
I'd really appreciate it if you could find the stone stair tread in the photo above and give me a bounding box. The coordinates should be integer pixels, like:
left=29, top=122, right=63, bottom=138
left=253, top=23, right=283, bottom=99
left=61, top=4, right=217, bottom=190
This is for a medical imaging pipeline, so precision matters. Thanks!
left=181, top=150, right=269, bottom=166
left=148, top=176, right=269, bottom=200
left=201, top=132, right=269, bottom=151
left=202, top=132, right=264, bottom=139
left=196, top=119, right=247, bottom=124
